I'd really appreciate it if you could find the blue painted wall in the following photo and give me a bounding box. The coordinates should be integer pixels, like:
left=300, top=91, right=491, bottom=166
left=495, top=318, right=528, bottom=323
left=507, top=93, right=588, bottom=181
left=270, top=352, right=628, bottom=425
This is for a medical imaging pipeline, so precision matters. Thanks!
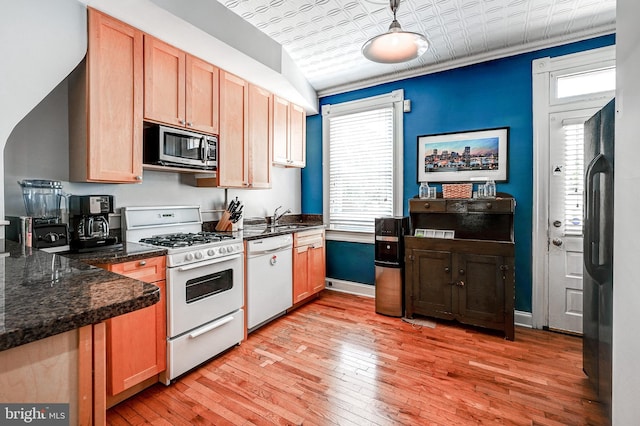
left=302, top=35, right=615, bottom=312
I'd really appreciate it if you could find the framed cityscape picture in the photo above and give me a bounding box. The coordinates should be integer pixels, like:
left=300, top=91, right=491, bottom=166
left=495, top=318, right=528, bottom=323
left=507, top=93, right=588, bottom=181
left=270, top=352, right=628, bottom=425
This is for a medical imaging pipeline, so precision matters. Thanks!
left=417, top=127, right=509, bottom=183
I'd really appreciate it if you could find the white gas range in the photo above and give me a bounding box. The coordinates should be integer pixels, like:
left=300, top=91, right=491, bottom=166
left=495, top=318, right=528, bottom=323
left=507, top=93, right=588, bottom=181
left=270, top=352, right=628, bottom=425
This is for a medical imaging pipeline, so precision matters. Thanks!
left=122, top=206, right=244, bottom=385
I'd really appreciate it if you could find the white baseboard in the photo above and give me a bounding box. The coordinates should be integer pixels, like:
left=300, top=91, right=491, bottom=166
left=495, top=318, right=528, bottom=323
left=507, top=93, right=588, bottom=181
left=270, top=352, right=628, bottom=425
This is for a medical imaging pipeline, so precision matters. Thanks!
left=324, top=278, right=375, bottom=298
left=324, top=280, right=535, bottom=328
left=515, top=310, right=533, bottom=328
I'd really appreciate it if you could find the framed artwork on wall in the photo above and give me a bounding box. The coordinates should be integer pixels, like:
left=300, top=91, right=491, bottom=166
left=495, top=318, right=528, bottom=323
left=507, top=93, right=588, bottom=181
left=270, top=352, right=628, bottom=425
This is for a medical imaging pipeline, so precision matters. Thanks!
left=417, top=127, right=509, bottom=183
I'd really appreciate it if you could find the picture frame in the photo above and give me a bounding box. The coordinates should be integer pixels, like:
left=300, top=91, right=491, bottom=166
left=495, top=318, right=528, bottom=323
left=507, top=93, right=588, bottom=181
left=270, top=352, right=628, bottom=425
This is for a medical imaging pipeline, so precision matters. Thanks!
left=417, top=127, right=509, bottom=183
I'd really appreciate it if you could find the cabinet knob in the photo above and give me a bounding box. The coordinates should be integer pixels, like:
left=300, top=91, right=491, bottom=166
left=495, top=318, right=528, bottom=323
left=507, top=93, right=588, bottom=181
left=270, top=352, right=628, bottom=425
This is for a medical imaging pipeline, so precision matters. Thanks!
left=135, top=175, right=143, bottom=181
left=423, top=202, right=430, bottom=208
left=139, top=260, right=146, bottom=266
left=486, top=202, right=492, bottom=209
left=444, top=267, right=450, bottom=273
left=458, top=280, right=465, bottom=287
left=187, top=121, right=193, bottom=127
left=179, top=118, right=186, bottom=125
left=459, top=269, right=465, bottom=275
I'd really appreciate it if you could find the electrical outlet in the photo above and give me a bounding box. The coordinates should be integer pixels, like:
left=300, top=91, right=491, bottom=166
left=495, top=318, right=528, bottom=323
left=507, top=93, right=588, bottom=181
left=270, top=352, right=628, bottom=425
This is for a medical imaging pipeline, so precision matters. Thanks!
left=403, top=99, right=411, bottom=112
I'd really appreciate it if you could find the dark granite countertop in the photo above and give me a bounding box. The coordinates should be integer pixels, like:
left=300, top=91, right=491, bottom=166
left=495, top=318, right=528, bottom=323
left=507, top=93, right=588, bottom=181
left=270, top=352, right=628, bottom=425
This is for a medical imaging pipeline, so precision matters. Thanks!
left=0, top=239, right=162, bottom=352
left=62, top=241, right=167, bottom=266
left=235, top=214, right=324, bottom=241
left=240, top=223, right=325, bottom=240
left=0, top=217, right=324, bottom=352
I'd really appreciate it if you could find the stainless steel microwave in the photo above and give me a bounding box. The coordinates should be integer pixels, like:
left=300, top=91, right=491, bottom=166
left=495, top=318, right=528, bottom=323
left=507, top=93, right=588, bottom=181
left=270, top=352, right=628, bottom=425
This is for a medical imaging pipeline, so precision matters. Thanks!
left=143, top=124, right=217, bottom=170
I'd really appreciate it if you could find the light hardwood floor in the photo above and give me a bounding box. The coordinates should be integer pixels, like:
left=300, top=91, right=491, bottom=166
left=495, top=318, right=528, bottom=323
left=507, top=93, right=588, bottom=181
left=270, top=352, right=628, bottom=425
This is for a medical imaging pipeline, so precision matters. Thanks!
left=107, top=291, right=607, bottom=425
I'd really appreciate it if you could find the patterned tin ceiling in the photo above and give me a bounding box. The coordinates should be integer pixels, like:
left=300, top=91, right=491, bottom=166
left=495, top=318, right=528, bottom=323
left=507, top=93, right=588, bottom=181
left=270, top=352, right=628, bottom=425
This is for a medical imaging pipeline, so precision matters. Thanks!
left=217, top=0, right=616, bottom=94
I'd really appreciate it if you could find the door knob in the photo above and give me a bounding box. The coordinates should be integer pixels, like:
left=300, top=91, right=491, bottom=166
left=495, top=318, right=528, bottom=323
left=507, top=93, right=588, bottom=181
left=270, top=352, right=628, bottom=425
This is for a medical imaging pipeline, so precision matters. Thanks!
left=553, top=220, right=562, bottom=228
left=552, top=238, right=563, bottom=246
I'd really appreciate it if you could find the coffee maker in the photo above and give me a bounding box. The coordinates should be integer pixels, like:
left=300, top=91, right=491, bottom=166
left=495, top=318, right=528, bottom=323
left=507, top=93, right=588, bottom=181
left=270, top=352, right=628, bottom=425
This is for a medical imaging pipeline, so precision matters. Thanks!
left=69, top=195, right=119, bottom=251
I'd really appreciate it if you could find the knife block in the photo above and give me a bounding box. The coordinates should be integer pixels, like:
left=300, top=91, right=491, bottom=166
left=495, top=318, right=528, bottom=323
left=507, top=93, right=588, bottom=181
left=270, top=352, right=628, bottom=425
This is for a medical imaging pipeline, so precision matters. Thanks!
left=215, top=211, right=233, bottom=232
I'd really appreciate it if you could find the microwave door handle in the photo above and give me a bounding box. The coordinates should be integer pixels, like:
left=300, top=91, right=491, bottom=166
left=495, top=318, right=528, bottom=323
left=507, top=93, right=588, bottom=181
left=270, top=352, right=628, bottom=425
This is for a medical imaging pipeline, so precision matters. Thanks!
left=199, top=137, right=206, bottom=163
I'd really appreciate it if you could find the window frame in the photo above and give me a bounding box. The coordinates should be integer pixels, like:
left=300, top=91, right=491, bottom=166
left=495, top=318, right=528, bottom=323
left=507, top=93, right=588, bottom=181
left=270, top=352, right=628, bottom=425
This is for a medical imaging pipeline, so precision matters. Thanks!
left=321, top=89, right=404, bottom=243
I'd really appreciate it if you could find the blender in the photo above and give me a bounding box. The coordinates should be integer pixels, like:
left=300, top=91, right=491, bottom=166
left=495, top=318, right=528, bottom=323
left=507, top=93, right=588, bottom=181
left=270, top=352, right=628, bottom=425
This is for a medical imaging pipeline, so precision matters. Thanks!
left=15, top=179, right=69, bottom=250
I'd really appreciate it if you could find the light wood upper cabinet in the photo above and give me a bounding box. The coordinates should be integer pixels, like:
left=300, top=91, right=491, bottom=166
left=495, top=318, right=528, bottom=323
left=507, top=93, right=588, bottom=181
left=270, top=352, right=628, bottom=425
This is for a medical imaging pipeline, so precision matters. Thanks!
left=247, top=84, right=273, bottom=188
left=289, top=103, right=306, bottom=167
left=68, top=9, right=143, bottom=183
left=186, top=55, right=220, bottom=135
left=218, top=71, right=249, bottom=187
left=273, top=95, right=306, bottom=168
left=144, top=35, right=219, bottom=135
left=199, top=77, right=274, bottom=188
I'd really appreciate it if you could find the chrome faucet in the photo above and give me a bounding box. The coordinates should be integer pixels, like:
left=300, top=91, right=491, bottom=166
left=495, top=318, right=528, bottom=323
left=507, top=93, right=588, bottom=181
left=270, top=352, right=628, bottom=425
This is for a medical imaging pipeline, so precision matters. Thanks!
left=272, top=206, right=291, bottom=226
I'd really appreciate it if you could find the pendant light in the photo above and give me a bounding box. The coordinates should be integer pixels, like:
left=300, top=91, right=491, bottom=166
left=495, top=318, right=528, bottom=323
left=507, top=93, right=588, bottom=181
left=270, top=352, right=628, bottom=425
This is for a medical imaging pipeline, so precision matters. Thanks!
left=362, top=0, right=429, bottom=64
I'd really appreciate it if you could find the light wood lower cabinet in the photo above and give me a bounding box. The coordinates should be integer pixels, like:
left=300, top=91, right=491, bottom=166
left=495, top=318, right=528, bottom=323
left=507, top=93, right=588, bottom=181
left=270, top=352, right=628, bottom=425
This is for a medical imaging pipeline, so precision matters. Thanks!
left=293, top=229, right=325, bottom=304
left=96, top=256, right=166, bottom=402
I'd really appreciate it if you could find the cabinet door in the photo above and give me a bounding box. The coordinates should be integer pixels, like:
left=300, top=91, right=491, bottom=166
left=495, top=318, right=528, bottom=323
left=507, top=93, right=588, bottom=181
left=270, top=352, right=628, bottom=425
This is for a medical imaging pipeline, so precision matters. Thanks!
left=293, top=245, right=310, bottom=304
left=272, top=95, right=290, bottom=166
left=106, top=279, right=166, bottom=395
left=407, top=249, right=454, bottom=319
left=308, top=240, right=326, bottom=294
left=99, top=257, right=166, bottom=396
left=219, top=71, right=248, bottom=187
left=247, top=84, right=272, bottom=188
left=186, top=55, right=219, bottom=135
left=80, top=10, right=143, bottom=183
left=455, top=253, right=505, bottom=325
left=143, top=36, right=186, bottom=128
left=288, top=103, right=306, bottom=168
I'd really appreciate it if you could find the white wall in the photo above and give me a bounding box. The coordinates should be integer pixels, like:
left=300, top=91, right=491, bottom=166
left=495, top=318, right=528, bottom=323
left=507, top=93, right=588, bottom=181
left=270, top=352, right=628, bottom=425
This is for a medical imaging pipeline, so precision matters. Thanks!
left=0, top=0, right=87, bottom=237
left=613, top=0, right=640, bottom=424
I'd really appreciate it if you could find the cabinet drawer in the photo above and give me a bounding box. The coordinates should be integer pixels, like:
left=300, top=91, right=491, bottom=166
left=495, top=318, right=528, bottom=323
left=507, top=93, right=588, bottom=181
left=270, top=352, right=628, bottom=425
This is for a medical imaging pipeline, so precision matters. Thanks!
left=409, top=199, right=446, bottom=212
left=294, top=228, right=325, bottom=247
left=109, top=256, right=166, bottom=283
left=467, top=199, right=514, bottom=213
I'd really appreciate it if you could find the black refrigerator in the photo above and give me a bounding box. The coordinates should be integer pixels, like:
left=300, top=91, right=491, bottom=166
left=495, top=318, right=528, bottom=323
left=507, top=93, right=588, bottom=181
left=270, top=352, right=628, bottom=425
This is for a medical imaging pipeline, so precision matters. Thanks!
left=583, top=98, right=614, bottom=418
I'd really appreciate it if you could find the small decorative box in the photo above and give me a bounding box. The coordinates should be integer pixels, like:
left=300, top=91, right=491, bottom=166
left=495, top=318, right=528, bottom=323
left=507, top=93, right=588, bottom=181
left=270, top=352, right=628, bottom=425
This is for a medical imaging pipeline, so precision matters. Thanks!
left=442, top=183, right=473, bottom=199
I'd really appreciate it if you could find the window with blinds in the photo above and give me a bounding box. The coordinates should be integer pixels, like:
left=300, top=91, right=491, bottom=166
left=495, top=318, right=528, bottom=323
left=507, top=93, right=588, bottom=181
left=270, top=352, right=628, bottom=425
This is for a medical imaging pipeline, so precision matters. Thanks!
left=327, top=107, right=394, bottom=232
left=562, top=121, right=585, bottom=235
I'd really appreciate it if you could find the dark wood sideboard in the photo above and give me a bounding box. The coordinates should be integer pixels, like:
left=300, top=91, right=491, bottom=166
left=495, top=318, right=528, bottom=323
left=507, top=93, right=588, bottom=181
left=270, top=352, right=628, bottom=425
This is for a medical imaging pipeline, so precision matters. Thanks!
left=404, top=193, right=515, bottom=340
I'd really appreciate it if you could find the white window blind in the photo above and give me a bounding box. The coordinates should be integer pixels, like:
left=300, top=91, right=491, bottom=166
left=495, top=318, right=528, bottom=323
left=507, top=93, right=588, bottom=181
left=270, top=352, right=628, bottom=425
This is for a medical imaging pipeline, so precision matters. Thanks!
left=562, top=121, right=585, bottom=236
left=328, top=107, right=394, bottom=233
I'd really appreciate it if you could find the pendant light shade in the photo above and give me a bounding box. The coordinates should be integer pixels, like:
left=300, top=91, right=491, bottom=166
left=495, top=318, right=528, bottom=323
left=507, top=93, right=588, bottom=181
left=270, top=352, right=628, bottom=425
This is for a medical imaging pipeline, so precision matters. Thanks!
left=362, top=0, right=428, bottom=64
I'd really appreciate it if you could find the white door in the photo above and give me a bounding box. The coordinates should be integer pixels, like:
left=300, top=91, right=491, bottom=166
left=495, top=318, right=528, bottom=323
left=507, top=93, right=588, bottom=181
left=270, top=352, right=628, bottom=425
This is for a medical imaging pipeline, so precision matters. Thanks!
left=547, top=108, right=598, bottom=333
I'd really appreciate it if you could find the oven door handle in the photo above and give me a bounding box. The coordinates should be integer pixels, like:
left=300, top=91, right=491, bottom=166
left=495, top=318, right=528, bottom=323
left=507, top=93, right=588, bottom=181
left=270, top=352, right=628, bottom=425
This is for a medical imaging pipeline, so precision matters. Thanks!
left=189, top=315, right=235, bottom=339
left=176, top=253, right=243, bottom=272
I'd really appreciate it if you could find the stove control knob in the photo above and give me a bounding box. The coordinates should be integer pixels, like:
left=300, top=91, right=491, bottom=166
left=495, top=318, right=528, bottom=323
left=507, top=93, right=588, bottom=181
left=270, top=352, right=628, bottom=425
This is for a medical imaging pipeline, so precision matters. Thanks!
left=185, top=253, right=194, bottom=261
left=195, top=251, right=203, bottom=260
left=227, top=245, right=235, bottom=253
left=219, top=246, right=227, bottom=254
left=207, top=248, right=216, bottom=256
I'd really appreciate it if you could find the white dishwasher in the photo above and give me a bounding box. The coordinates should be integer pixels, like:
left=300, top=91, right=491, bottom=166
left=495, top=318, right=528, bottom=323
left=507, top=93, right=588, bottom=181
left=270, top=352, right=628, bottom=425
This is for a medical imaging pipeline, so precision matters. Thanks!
left=246, top=234, right=293, bottom=332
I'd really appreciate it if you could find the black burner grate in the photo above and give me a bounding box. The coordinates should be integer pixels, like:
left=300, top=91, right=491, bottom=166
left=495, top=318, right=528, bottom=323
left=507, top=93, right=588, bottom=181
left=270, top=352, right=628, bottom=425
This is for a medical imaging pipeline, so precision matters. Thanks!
left=140, top=232, right=234, bottom=248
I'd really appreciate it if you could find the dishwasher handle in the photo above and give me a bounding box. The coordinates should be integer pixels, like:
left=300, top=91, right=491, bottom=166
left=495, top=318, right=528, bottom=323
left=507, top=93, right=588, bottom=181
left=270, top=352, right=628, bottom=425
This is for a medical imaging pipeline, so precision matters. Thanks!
left=247, top=244, right=292, bottom=257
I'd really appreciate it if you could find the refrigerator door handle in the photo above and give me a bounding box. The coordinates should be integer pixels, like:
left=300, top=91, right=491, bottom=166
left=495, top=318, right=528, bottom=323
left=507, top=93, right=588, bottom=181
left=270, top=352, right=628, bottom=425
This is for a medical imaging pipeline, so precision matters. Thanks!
left=584, top=153, right=609, bottom=283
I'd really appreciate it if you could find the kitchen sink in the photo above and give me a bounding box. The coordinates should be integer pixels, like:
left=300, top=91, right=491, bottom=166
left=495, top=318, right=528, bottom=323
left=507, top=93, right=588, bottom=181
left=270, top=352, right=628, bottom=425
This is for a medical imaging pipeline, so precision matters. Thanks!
left=271, top=224, right=312, bottom=230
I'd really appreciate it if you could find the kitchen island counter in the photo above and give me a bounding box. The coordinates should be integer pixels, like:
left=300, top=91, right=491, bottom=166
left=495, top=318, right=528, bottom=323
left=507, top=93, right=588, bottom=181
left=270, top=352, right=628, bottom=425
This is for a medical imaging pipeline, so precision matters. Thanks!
left=0, top=239, right=161, bottom=352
